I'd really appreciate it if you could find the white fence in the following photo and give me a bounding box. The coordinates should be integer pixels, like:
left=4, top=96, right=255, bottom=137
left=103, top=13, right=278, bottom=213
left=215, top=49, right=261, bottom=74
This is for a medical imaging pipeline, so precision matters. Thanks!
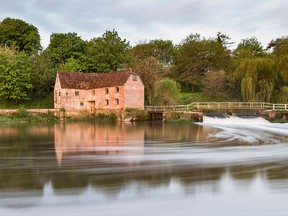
left=145, top=102, right=288, bottom=112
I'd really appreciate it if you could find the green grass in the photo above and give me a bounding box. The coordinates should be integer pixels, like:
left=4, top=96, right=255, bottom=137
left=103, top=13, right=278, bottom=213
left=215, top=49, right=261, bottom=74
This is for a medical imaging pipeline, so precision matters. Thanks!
left=179, top=91, right=242, bottom=104
left=165, top=118, right=194, bottom=124
left=0, top=93, right=54, bottom=109
left=0, top=113, right=57, bottom=122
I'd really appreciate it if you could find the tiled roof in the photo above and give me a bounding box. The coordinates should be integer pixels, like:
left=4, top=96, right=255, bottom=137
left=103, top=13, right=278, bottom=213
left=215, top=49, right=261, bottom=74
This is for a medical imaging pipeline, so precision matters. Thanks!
left=57, top=70, right=134, bottom=89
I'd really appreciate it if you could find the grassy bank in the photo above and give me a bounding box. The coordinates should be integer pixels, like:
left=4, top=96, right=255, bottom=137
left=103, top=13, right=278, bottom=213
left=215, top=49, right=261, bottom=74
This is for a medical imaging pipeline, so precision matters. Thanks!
left=0, top=106, right=57, bottom=122
left=0, top=93, right=54, bottom=109
left=164, top=118, right=194, bottom=124
left=180, top=92, right=241, bottom=104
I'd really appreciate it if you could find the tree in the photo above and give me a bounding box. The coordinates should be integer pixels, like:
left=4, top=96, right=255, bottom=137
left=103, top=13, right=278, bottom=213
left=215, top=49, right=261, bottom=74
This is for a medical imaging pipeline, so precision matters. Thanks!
left=31, top=51, right=57, bottom=95
left=235, top=58, right=276, bottom=102
left=203, top=70, right=227, bottom=99
left=154, top=78, right=181, bottom=105
left=233, top=37, right=265, bottom=59
left=0, top=48, right=33, bottom=101
left=171, top=33, right=230, bottom=92
left=87, top=29, right=130, bottom=72
left=46, top=32, right=87, bottom=69
left=267, top=36, right=288, bottom=56
left=134, top=57, right=161, bottom=105
left=216, top=32, right=234, bottom=49
left=129, top=39, right=176, bottom=67
left=61, top=57, right=86, bottom=72
left=0, top=17, right=41, bottom=54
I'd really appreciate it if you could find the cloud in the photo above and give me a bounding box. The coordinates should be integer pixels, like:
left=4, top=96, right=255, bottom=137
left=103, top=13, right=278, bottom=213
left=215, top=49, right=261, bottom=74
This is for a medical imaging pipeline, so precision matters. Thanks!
left=0, top=0, right=287, bottom=48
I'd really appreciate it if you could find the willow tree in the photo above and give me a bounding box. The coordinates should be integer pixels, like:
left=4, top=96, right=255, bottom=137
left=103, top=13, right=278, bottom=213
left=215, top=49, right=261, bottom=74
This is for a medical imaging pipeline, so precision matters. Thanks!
left=277, top=55, right=288, bottom=85
left=154, top=78, right=181, bottom=105
left=236, top=58, right=276, bottom=102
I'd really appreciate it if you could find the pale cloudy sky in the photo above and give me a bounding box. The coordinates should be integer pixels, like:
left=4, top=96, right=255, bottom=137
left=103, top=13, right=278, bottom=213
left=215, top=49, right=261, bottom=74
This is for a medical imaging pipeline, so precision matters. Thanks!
left=0, top=0, right=287, bottom=49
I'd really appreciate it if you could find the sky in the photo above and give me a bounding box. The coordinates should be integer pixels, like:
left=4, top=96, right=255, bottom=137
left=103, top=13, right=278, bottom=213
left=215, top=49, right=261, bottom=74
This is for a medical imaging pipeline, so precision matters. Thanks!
left=0, top=0, right=288, bottom=49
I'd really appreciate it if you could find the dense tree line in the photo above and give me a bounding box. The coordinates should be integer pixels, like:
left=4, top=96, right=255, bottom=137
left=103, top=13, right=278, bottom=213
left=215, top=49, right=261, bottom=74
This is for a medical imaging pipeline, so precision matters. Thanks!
left=0, top=17, right=288, bottom=105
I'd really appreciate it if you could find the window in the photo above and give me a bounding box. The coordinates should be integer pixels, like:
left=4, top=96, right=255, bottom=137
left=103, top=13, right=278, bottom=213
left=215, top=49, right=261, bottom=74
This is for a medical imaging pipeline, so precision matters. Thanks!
left=115, top=99, right=119, bottom=105
left=92, top=90, right=95, bottom=95
left=132, top=74, right=137, bottom=81
left=66, top=92, right=68, bottom=96
left=59, top=92, right=61, bottom=96
left=75, top=91, right=79, bottom=96
left=115, top=87, right=119, bottom=93
left=80, top=102, right=84, bottom=106
left=105, top=99, right=109, bottom=106
left=105, top=88, right=109, bottom=94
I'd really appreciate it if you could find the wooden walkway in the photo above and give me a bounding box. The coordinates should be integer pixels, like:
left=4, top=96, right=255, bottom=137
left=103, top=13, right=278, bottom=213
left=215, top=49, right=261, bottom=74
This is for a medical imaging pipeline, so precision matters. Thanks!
left=145, top=102, right=288, bottom=112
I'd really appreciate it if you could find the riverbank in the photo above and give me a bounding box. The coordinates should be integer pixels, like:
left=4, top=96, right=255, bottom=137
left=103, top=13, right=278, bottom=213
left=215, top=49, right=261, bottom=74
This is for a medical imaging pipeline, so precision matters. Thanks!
left=1, top=107, right=287, bottom=123
left=259, top=110, right=288, bottom=123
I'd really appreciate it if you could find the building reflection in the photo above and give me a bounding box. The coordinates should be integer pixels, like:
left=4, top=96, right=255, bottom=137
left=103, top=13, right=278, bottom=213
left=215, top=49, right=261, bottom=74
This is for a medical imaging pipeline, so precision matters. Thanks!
left=1, top=122, right=288, bottom=207
left=54, top=122, right=145, bottom=166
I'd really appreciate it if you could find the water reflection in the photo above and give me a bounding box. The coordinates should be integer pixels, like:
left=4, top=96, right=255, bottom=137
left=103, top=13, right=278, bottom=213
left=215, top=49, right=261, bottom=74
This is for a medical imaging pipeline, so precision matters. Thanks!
left=0, top=120, right=288, bottom=215
left=54, top=122, right=145, bottom=166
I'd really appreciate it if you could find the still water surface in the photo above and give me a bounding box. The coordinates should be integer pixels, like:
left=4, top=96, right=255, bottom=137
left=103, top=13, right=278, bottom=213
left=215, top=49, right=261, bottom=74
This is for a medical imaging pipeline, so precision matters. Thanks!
left=1, top=116, right=288, bottom=216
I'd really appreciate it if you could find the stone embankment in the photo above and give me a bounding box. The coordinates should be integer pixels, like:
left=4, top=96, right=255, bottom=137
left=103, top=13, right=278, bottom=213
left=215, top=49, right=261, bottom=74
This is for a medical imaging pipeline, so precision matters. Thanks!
left=259, top=111, right=288, bottom=122
left=163, top=111, right=203, bottom=122
left=0, top=109, right=61, bottom=116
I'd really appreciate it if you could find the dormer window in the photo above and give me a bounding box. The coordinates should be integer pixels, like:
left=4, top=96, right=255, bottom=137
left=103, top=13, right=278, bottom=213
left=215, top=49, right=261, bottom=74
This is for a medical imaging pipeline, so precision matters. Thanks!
left=132, top=75, right=137, bottom=81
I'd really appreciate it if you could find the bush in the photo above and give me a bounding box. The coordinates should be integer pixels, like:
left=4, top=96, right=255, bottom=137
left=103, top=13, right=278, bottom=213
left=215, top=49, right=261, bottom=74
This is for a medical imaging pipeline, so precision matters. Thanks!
left=16, top=105, right=29, bottom=118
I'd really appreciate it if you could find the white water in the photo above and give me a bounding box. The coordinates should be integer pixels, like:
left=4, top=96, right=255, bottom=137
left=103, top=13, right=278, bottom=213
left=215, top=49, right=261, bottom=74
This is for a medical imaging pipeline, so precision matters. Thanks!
left=202, top=115, right=288, bottom=143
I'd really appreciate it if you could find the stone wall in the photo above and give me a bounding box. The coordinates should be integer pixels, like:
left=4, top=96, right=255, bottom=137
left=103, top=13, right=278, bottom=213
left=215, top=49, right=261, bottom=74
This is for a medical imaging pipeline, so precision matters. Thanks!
left=260, top=111, right=288, bottom=122
left=0, top=109, right=61, bottom=117
left=163, top=111, right=203, bottom=122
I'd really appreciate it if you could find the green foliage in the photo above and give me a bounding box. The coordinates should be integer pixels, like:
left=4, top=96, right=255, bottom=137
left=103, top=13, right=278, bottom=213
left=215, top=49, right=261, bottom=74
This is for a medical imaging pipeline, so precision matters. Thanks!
left=31, top=51, right=57, bottom=95
left=203, top=70, right=227, bottom=98
left=267, top=36, right=288, bottom=56
left=277, top=55, right=288, bottom=85
left=95, top=113, right=117, bottom=121
left=0, top=17, right=41, bottom=54
left=165, top=118, right=194, bottom=124
left=233, top=37, right=265, bottom=59
left=171, top=33, right=230, bottom=91
left=61, top=57, right=86, bottom=72
left=241, top=77, right=255, bottom=101
left=154, top=78, right=181, bottom=105
left=16, top=105, right=29, bottom=118
left=87, top=29, right=130, bottom=72
left=125, top=108, right=149, bottom=121
left=46, top=32, right=87, bottom=69
left=0, top=48, right=33, bottom=101
left=0, top=93, right=53, bottom=108
left=130, top=39, right=176, bottom=66
left=4, top=16, right=288, bottom=108
left=235, top=58, right=277, bottom=102
left=275, top=86, right=288, bottom=103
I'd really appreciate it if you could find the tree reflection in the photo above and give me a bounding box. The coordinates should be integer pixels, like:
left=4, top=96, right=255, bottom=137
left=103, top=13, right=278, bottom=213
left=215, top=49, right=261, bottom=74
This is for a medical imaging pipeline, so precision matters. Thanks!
left=0, top=121, right=288, bottom=204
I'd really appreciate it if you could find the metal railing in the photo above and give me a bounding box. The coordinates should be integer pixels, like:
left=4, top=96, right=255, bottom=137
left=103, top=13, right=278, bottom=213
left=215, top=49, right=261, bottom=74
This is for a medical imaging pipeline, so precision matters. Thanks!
left=145, top=102, right=288, bottom=112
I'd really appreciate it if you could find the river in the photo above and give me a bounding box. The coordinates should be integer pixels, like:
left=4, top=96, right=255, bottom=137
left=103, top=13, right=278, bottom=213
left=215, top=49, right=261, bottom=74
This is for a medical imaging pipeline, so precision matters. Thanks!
left=0, top=116, right=288, bottom=216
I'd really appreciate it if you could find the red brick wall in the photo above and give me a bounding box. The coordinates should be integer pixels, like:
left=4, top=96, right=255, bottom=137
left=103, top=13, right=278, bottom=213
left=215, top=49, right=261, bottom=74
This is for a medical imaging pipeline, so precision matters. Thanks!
left=54, top=74, right=144, bottom=110
left=124, top=74, right=145, bottom=109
